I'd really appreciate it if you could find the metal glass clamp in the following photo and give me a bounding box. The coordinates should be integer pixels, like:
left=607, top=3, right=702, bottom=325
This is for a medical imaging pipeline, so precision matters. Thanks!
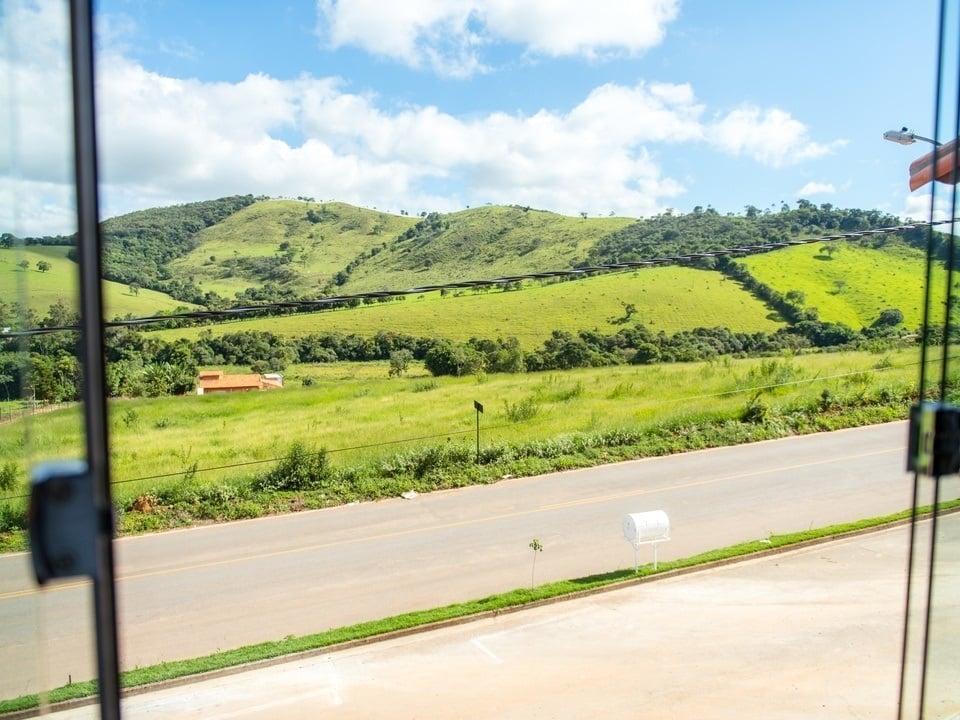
left=907, top=401, right=960, bottom=477
left=29, top=460, right=102, bottom=585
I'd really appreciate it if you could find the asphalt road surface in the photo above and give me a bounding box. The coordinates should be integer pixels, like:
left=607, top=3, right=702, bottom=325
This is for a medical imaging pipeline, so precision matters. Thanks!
left=0, top=421, right=948, bottom=699
left=46, top=517, right=959, bottom=720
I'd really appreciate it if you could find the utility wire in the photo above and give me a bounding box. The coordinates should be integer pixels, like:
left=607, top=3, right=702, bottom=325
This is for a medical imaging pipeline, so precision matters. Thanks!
left=111, top=424, right=514, bottom=485
left=0, top=424, right=507, bottom=501
left=0, top=351, right=948, bottom=503
left=2, top=220, right=953, bottom=339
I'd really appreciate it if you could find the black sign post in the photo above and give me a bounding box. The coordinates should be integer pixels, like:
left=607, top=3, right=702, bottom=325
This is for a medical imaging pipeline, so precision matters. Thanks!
left=473, top=400, right=484, bottom=464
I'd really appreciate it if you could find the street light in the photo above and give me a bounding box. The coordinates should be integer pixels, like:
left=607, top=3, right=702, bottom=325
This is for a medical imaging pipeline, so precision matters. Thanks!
left=883, top=126, right=940, bottom=146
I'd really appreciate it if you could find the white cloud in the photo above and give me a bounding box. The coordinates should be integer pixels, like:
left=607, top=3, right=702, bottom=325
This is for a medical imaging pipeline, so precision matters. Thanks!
left=0, top=178, right=77, bottom=238
left=158, top=38, right=200, bottom=61
left=316, top=0, right=679, bottom=77
left=709, top=106, right=846, bottom=168
left=902, top=192, right=955, bottom=222
left=796, top=181, right=836, bottom=196
left=1, top=0, right=841, bottom=236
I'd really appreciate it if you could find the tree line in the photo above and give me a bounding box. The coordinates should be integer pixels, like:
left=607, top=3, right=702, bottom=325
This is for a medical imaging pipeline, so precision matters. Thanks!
left=0, top=303, right=912, bottom=402
left=586, top=201, right=929, bottom=266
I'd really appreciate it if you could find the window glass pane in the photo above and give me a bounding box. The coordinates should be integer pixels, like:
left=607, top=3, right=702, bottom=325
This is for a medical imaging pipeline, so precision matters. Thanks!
left=900, top=2, right=960, bottom=716
left=0, top=0, right=98, bottom=714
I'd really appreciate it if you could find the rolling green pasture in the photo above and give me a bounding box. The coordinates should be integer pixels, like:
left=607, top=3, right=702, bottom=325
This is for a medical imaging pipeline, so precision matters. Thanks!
left=169, top=202, right=633, bottom=299
left=0, top=246, right=192, bottom=317
left=170, top=200, right=417, bottom=297
left=152, top=267, right=784, bottom=346
left=742, top=243, right=941, bottom=329
left=0, top=347, right=920, bottom=506
left=341, top=205, right=634, bottom=292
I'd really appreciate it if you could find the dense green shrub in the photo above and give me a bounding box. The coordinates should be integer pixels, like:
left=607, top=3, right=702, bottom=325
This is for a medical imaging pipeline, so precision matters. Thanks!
left=0, top=502, right=25, bottom=533
left=379, top=444, right=473, bottom=479
left=424, top=341, right=485, bottom=376
left=740, top=396, right=770, bottom=424
left=504, top=397, right=540, bottom=422
left=0, top=462, right=17, bottom=492
left=255, top=443, right=332, bottom=492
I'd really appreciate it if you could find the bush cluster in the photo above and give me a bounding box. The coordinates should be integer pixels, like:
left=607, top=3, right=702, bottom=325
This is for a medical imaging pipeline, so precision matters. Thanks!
left=254, top=443, right=333, bottom=492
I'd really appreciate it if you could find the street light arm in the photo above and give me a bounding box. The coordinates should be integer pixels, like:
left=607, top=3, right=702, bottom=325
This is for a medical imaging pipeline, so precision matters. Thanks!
left=883, top=128, right=942, bottom=146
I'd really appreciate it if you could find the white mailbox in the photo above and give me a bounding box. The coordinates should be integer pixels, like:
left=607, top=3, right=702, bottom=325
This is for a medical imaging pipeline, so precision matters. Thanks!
left=623, top=510, right=670, bottom=571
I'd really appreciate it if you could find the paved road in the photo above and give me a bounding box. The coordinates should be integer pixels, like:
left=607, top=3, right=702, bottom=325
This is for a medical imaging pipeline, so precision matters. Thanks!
left=0, top=421, right=950, bottom=698
left=47, top=517, right=960, bottom=719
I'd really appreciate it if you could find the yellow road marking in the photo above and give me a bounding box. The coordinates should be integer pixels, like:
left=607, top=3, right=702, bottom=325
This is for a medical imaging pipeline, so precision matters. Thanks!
left=540, top=446, right=902, bottom=511
left=0, top=446, right=904, bottom=603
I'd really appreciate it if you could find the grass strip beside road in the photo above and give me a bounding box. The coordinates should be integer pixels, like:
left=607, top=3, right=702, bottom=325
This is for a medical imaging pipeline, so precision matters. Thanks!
left=2, top=498, right=957, bottom=717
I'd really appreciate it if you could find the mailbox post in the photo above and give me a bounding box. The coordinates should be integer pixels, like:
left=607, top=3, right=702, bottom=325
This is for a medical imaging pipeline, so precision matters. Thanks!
left=623, top=511, right=670, bottom=571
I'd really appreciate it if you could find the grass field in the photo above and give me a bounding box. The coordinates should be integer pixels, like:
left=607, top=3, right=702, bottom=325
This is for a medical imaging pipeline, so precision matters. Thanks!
left=151, top=266, right=784, bottom=346
left=0, top=347, right=922, bottom=508
left=0, top=246, right=192, bottom=317
left=170, top=200, right=417, bottom=298
left=742, top=243, right=941, bottom=329
left=341, top=205, right=634, bottom=292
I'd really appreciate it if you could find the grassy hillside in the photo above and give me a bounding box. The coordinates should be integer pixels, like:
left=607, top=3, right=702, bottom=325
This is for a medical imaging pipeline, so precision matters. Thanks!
left=170, top=200, right=417, bottom=298
left=0, top=347, right=920, bottom=507
left=0, top=246, right=193, bottom=317
left=742, top=243, right=942, bottom=329
left=5, top=199, right=936, bottom=335
left=339, top=206, right=634, bottom=292
left=152, top=266, right=784, bottom=346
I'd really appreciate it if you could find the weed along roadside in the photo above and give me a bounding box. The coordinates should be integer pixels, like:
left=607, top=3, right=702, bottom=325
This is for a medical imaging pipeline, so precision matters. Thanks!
left=1, top=502, right=955, bottom=718
left=0, top=346, right=934, bottom=552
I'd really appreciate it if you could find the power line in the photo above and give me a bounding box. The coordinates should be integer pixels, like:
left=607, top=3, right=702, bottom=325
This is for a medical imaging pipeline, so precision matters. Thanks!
left=112, top=424, right=514, bottom=485
left=0, top=424, right=509, bottom=501
left=2, top=220, right=951, bottom=339
left=0, top=352, right=945, bottom=503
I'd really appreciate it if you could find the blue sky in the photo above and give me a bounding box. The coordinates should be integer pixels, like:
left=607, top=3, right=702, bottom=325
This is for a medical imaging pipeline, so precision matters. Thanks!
left=1, top=0, right=948, bottom=232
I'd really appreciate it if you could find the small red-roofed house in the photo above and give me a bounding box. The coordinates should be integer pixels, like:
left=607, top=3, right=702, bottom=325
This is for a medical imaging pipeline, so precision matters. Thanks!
left=196, top=370, right=283, bottom=396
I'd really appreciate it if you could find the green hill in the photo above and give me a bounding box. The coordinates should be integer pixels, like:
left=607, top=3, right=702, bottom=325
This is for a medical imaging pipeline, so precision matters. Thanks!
left=98, top=195, right=258, bottom=301
left=5, top=198, right=937, bottom=334
left=170, top=200, right=417, bottom=298
left=0, top=246, right=193, bottom=318
left=338, top=206, right=633, bottom=292
left=152, top=265, right=784, bottom=346
left=741, top=242, right=942, bottom=329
